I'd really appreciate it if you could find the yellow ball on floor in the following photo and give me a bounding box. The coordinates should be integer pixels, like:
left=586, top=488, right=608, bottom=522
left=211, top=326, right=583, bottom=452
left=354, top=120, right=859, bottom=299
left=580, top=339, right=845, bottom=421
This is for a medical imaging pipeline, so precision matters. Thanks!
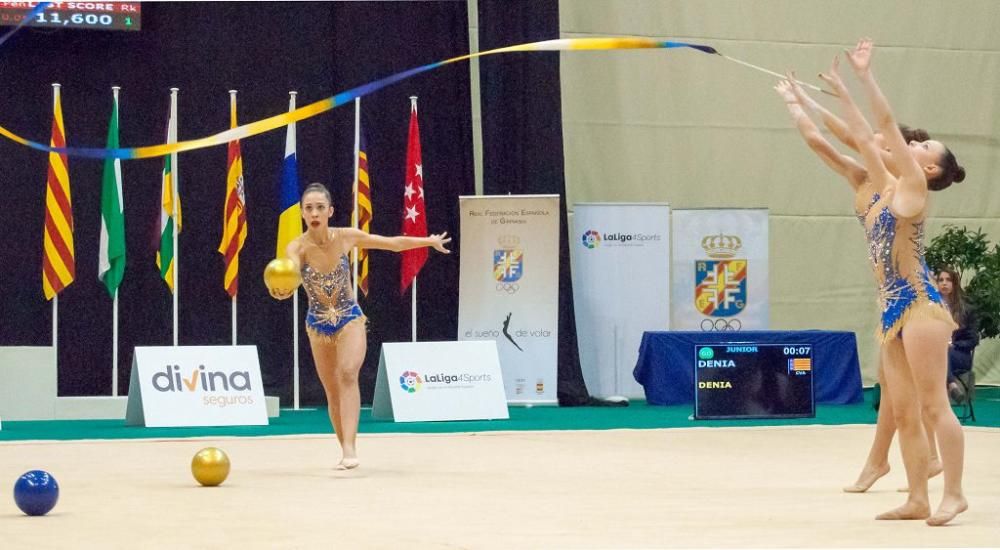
left=264, top=258, right=301, bottom=294
left=191, top=447, right=231, bottom=487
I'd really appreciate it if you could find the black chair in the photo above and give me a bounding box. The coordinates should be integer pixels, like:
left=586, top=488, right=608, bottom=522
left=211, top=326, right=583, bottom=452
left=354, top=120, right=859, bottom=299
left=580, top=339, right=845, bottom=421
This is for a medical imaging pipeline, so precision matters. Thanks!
left=950, top=369, right=976, bottom=423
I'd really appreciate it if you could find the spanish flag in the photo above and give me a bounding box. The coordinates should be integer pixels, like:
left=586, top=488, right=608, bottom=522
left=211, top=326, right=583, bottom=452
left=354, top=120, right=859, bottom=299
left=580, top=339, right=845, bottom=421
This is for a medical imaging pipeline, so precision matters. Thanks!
left=218, top=90, right=247, bottom=297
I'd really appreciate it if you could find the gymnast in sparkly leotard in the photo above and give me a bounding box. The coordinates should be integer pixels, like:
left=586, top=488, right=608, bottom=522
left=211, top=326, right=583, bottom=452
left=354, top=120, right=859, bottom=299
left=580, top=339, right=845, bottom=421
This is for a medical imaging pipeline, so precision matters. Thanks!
left=270, top=182, right=451, bottom=470
left=813, top=40, right=967, bottom=526
left=301, top=254, right=366, bottom=342
left=777, top=76, right=950, bottom=496
left=857, top=191, right=953, bottom=342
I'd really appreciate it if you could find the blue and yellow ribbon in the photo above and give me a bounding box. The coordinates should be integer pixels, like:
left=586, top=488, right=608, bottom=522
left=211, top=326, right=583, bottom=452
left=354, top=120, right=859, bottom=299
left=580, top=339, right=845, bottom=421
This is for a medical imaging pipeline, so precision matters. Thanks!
left=0, top=38, right=717, bottom=160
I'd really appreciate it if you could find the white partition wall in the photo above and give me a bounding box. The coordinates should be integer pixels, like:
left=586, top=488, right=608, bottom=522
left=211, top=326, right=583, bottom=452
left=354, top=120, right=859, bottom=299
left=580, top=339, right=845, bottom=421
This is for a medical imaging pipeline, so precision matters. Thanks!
left=570, top=203, right=671, bottom=398
left=0, top=347, right=56, bottom=421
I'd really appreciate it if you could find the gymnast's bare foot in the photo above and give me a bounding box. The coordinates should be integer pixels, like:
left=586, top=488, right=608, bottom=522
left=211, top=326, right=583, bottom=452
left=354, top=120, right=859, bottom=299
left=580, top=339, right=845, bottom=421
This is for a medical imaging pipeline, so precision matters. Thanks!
left=927, top=495, right=968, bottom=526
left=336, top=447, right=360, bottom=470
left=844, top=463, right=890, bottom=493
left=876, top=500, right=931, bottom=520
left=335, top=458, right=360, bottom=470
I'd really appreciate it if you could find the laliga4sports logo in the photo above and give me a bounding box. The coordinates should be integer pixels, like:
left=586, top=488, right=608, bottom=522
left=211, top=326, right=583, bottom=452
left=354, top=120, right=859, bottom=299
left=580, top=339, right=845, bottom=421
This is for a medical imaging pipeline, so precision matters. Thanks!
left=399, top=371, right=423, bottom=393
left=398, top=369, right=494, bottom=394
left=581, top=229, right=661, bottom=249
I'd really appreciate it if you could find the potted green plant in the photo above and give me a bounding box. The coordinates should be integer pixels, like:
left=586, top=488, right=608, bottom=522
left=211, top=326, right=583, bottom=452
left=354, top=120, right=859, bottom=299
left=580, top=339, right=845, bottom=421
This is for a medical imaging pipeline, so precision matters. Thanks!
left=925, top=225, right=999, bottom=340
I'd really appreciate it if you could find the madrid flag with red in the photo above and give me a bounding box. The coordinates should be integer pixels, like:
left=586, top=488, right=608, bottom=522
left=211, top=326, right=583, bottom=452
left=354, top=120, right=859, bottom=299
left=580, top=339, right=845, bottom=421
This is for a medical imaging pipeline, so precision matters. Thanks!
left=400, top=98, right=427, bottom=293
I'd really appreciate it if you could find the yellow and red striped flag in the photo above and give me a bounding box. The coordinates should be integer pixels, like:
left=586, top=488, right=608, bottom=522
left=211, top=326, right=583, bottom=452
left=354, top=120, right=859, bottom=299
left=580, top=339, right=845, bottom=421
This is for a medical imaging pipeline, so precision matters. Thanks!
left=353, top=126, right=372, bottom=296
left=788, top=358, right=812, bottom=372
left=42, top=83, right=74, bottom=300
left=218, top=90, right=247, bottom=297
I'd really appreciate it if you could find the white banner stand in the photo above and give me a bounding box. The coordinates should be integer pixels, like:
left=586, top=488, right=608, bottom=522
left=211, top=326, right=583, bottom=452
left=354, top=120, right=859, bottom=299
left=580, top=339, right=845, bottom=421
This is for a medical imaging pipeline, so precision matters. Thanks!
left=125, top=346, right=268, bottom=427
left=373, top=341, right=508, bottom=422
left=570, top=203, right=671, bottom=399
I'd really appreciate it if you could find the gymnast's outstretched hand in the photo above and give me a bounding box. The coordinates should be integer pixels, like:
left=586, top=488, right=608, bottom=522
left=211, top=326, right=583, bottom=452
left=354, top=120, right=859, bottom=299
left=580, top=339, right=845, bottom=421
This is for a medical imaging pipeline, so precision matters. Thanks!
left=845, top=38, right=874, bottom=77
left=429, top=232, right=452, bottom=254
left=818, top=55, right=848, bottom=95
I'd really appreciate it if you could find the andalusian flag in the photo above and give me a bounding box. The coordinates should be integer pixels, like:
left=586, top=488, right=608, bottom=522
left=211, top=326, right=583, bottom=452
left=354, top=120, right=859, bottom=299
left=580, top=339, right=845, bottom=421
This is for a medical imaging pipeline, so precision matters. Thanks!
left=98, top=87, right=126, bottom=298
left=276, top=92, right=301, bottom=259
left=42, top=83, right=74, bottom=300
left=353, top=124, right=372, bottom=297
left=218, top=90, right=247, bottom=297
left=156, top=90, right=181, bottom=292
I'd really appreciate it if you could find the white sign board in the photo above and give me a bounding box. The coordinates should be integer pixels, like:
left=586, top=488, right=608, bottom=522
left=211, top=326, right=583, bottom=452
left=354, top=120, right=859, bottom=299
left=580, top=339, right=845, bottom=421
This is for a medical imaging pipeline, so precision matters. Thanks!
left=372, top=341, right=509, bottom=422
left=125, top=346, right=268, bottom=427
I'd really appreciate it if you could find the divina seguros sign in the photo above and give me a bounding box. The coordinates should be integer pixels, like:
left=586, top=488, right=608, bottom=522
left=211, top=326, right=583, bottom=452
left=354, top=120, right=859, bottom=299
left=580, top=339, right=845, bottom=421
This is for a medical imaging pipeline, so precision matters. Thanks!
left=126, top=346, right=268, bottom=427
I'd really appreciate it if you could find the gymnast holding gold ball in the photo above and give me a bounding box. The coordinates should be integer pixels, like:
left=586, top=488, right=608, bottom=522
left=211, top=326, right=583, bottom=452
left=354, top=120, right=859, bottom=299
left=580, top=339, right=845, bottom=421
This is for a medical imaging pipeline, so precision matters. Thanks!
left=266, top=182, right=450, bottom=469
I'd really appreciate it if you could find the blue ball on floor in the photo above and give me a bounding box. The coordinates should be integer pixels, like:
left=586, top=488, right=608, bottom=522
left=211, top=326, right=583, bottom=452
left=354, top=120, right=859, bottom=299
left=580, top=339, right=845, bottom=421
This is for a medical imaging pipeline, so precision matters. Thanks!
left=13, top=470, right=59, bottom=516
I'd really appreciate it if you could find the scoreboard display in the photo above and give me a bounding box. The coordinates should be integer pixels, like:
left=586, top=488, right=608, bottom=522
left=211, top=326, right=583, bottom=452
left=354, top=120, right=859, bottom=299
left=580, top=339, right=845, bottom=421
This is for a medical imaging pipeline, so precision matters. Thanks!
left=694, top=343, right=815, bottom=419
left=0, top=2, right=141, bottom=31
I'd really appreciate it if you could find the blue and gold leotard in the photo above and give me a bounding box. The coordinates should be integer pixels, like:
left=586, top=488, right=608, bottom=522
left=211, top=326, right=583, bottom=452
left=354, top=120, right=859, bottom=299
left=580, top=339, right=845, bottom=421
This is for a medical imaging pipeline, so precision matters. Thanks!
left=856, top=190, right=955, bottom=342
left=301, top=253, right=365, bottom=342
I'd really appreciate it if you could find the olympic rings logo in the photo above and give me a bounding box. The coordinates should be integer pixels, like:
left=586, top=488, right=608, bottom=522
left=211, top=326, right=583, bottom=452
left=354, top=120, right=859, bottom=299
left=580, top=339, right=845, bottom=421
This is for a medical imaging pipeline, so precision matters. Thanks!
left=700, top=318, right=742, bottom=331
left=496, top=283, right=520, bottom=294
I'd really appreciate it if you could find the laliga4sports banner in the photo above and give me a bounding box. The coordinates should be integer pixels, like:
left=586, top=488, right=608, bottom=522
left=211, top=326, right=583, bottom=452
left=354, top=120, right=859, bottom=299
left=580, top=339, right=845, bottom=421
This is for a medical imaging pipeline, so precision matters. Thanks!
left=570, top=203, right=671, bottom=398
left=671, top=208, right=769, bottom=332
left=457, top=195, right=560, bottom=404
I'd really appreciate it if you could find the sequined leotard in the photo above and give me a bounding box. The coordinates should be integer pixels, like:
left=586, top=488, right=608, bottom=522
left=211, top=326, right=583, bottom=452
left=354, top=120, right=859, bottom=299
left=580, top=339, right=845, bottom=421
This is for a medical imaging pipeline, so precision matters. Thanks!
left=301, top=252, right=365, bottom=342
left=856, top=189, right=955, bottom=342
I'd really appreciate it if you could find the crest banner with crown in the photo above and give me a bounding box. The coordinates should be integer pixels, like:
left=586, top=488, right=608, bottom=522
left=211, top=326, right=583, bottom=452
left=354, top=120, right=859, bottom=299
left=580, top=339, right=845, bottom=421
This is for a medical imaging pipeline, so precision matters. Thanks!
left=671, top=209, right=769, bottom=331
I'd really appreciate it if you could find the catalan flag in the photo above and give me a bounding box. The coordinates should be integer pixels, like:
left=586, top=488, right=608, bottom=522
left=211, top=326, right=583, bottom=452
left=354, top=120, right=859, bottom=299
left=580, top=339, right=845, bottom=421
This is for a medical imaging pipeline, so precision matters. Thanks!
left=276, top=92, right=301, bottom=259
left=353, top=124, right=372, bottom=297
left=218, top=91, right=247, bottom=297
left=156, top=90, right=181, bottom=293
left=42, top=83, right=74, bottom=300
left=788, top=357, right=812, bottom=373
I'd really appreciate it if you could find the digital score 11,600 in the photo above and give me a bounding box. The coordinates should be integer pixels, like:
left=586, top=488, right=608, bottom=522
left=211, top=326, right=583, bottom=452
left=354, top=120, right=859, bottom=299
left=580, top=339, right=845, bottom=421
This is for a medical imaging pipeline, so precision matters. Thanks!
left=0, top=2, right=141, bottom=31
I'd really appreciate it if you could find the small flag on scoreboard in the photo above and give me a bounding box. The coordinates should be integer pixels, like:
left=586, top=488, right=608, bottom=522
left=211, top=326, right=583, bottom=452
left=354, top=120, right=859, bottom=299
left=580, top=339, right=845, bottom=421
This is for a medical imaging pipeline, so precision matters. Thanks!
left=787, top=357, right=812, bottom=373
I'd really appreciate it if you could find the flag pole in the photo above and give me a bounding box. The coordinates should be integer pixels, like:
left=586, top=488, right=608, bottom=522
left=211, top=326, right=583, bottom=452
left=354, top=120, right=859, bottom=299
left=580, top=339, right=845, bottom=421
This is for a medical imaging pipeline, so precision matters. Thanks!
left=293, top=292, right=300, bottom=409
left=352, top=98, right=361, bottom=297
left=229, top=89, right=238, bottom=347
left=53, top=293, right=58, bottom=381
left=46, top=82, right=65, bottom=392
left=411, top=279, right=417, bottom=342
left=410, top=95, right=418, bottom=343
left=50, top=82, right=61, bottom=391
left=113, top=293, right=119, bottom=396
left=289, top=90, right=301, bottom=410
left=111, top=85, right=120, bottom=396
left=170, top=87, right=179, bottom=346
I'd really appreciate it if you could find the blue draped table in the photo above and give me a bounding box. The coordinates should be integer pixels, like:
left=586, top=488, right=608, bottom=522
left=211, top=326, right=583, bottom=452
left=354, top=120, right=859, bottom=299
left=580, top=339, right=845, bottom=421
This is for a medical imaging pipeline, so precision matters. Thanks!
left=633, top=330, right=863, bottom=405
